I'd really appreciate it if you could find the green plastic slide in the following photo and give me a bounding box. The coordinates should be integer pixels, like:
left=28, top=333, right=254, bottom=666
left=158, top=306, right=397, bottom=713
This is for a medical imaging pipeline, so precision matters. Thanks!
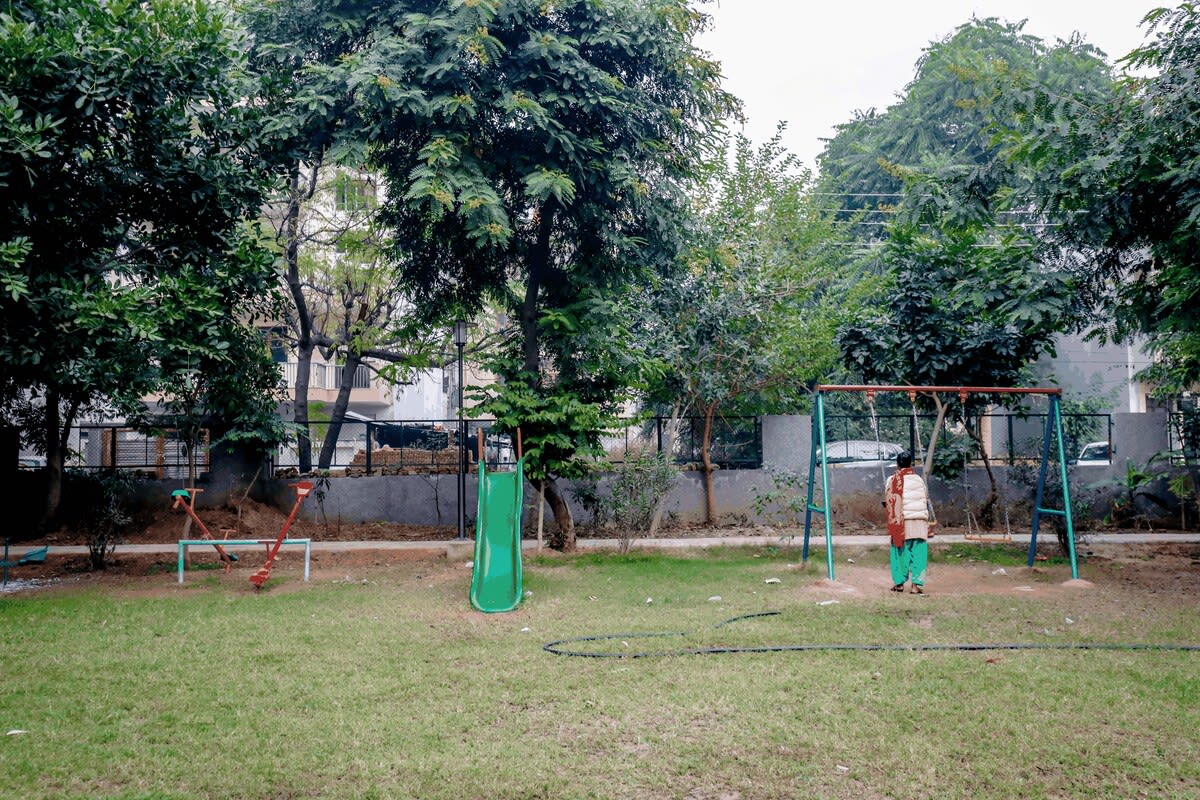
left=469, top=457, right=525, bottom=613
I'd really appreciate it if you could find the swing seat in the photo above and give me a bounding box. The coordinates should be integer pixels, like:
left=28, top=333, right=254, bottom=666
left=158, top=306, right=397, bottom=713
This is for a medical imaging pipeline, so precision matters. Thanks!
left=963, top=530, right=1012, bottom=544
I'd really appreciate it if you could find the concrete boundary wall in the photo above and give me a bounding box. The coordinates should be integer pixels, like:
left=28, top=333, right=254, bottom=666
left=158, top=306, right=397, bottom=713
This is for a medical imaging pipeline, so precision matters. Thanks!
left=128, top=411, right=1173, bottom=529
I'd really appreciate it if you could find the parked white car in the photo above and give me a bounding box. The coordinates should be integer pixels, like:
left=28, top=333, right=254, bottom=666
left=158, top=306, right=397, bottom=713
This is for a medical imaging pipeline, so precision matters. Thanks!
left=817, top=439, right=906, bottom=467
left=1074, top=441, right=1112, bottom=466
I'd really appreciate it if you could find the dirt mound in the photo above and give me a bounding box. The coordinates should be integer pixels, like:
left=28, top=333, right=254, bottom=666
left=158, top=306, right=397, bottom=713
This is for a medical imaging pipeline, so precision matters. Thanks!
left=27, top=497, right=455, bottom=550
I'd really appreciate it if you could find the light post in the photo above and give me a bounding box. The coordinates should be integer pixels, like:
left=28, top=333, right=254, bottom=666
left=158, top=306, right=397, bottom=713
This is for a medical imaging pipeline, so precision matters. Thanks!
left=453, top=320, right=468, bottom=540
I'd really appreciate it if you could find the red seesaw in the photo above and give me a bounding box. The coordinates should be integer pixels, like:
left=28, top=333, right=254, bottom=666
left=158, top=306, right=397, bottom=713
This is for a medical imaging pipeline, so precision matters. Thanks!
left=249, top=482, right=313, bottom=589
left=170, top=488, right=238, bottom=572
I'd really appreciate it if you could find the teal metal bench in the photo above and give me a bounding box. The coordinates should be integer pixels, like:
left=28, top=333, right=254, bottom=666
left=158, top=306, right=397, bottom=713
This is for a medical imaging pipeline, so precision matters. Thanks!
left=177, top=539, right=311, bottom=585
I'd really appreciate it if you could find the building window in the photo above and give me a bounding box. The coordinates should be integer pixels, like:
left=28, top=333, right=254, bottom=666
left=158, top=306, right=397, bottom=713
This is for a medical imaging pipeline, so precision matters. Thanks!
left=267, top=327, right=288, bottom=364
left=334, top=174, right=376, bottom=213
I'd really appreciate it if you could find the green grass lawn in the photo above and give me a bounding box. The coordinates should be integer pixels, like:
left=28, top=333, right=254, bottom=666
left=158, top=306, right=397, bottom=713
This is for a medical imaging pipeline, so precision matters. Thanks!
left=1, top=546, right=1198, bottom=799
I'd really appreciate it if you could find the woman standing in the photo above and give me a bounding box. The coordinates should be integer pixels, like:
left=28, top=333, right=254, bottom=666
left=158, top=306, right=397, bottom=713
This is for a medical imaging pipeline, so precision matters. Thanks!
left=885, top=451, right=934, bottom=594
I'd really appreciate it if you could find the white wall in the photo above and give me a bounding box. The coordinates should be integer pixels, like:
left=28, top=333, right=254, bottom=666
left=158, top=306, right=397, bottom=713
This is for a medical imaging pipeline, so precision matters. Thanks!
left=1032, top=333, right=1152, bottom=414
left=389, top=368, right=450, bottom=420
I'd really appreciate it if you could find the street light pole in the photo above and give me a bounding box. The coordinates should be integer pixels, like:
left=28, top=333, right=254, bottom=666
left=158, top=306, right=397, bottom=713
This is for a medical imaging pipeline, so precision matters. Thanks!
left=453, top=321, right=468, bottom=540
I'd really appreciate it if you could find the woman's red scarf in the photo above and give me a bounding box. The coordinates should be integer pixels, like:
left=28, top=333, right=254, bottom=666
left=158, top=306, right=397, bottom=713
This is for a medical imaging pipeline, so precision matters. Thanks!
left=886, top=468, right=912, bottom=547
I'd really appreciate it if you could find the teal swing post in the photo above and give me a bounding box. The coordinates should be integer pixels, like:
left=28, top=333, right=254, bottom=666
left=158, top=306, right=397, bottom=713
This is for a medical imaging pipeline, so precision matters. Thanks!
left=1029, top=394, right=1080, bottom=579
left=803, top=385, right=1079, bottom=583
left=802, top=390, right=836, bottom=580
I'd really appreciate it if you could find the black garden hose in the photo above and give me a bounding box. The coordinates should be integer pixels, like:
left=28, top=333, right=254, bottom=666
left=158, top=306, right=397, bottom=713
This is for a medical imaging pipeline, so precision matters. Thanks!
left=543, top=612, right=1200, bottom=659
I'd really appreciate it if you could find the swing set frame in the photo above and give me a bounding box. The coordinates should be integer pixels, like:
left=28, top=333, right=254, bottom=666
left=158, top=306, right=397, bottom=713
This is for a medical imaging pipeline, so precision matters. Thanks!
left=802, top=384, right=1078, bottom=582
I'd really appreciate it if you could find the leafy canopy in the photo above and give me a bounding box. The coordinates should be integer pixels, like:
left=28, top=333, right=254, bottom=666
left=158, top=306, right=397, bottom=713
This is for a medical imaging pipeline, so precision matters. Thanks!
left=0, top=0, right=280, bottom=445
left=998, top=4, right=1200, bottom=391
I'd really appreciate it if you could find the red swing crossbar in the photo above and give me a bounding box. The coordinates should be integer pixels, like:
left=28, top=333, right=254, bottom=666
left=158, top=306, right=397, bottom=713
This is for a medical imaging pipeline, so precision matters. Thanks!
left=249, top=482, right=313, bottom=589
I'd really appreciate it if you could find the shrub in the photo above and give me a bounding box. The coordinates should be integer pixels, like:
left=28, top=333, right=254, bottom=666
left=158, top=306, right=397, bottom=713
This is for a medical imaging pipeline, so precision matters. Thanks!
left=750, top=467, right=808, bottom=535
left=573, top=453, right=678, bottom=554
left=75, top=471, right=134, bottom=569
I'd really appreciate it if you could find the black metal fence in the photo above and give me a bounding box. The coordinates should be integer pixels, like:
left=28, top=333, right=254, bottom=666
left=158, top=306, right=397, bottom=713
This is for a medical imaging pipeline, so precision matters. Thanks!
left=42, top=412, right=1118, bottom=475
left=266, top=415, right=764, bottom=474
left=601, top=416, right=762, bottom=469
left=821, top=412, right=1112, bottom=464
left=29, top=425, right=211, bottom=478
left=1168, top=411, right=1200, bottom=464
left=270, top=419, right=507, bottom=474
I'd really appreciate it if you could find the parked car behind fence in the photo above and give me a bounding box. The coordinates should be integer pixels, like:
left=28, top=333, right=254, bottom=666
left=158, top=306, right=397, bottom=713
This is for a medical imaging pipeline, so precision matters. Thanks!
left=817, top=439, right=905, bottom=467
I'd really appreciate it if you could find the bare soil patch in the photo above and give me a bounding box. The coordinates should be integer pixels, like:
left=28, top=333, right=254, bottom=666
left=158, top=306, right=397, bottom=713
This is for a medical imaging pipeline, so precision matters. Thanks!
left=4, top=501, right=1198, bottom=606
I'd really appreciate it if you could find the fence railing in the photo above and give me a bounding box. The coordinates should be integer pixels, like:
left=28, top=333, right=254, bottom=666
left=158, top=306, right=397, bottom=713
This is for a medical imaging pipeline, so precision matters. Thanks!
left=46, top=425, right=211, bottom=479
left=601, top=416, right=762, bottom=469
left=1168, top=411, right=1200, bottom=464
left=268, top=416, right=764, bottom=475
left=43, top=412, right=1126, bottom=477
left=821, top=412, right=1113, bottom=465
left=280, top=362, right=373, bottom=391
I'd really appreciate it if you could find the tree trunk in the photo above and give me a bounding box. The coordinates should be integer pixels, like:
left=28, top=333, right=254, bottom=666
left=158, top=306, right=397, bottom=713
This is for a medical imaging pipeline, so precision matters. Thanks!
left=39, top=389, right=63, bottom=530
left=647, top=402, right=684, bottom=538
left=536, top=479, right=545, bottom=553
left=966, top=422, right=999, bottom=528
left=317, top=354, right=363, bottom=469
left=293, top=341, right=315, bottom=473
left=39, top=391, right=80, bottom=530
left=920, top=394, right=950, bottom=477
left=543, top=477, right=575, bottom=551
left=701, top=403, right=717, bottom=525
left=283, top=162, right=321, bottom=473
left=520, top=203, right=554, bottom=375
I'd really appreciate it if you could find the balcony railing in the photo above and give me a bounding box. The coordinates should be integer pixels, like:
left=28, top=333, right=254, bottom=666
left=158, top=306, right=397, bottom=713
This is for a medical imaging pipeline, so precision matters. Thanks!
left=280, top=362, right=373, bottom=390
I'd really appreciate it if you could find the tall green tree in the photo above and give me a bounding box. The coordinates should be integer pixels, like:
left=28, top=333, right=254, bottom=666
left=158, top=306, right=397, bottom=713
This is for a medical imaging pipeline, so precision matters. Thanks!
left=0, top=0, right=278, bottom=524
left=640, top=129, right=858, bottom=523
left=242, top=2, right=394, bottom=474
left=837, top=222, right=1072, bottom=521
left=819, top=16, right=1112, bottom=523
left=818, top=17, right=1115, bottom=234
left=338, top=0, right=733, bottom=548
left=999, top=4, right=1200, bottom=392
left=257, top=164, right=435, bottom=472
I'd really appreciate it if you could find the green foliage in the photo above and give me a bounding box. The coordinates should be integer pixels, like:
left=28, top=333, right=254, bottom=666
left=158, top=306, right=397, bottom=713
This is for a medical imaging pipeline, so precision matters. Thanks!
left=1093, top=454, right=1174, bottom=529
left=750, top=467, right=809, bottom=531
left=1171, top=406, right=1200, bottom=464
left=0, top=0, right=281, bottom=509
left=930, top=432, right=974, bottom=482
left=998, top=5, right=1200, bottom=389
left=1166, top=472, right=1197, bottom=530
left=345, top=0, right=734, bottom=319
left=578, top=452, right=678, bottom=554
left=837, top=225, right=1069, bottom=397
left=649, top=129, right=859, bottom=418
left=470, top=372, right=615, bottom=484
left=819, top=17, right=1113, bottom=229
left=73, top=470, right=134, bottom=570
left=247, top=0, right=732, bottom=519
left=823, top=20, right=1108, bottom=448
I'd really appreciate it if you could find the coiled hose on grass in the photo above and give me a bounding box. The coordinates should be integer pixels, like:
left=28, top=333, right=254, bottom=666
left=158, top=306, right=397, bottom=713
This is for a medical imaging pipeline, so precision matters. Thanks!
left=543, top=612, right=1200, bottom=659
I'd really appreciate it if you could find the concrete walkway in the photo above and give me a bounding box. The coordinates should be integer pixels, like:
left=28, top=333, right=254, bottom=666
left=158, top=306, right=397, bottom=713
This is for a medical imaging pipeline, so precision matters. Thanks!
left=31, top=531, right=1200, bottom=557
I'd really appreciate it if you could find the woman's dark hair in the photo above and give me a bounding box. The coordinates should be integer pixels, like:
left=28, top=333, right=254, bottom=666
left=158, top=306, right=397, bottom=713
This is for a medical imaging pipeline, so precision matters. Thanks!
left=896, top=451, right=913, bottom=469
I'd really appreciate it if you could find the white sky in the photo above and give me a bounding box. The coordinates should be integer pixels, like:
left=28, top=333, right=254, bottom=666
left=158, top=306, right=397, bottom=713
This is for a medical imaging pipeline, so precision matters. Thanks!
left=697, top=1, right=1162, bottom=169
